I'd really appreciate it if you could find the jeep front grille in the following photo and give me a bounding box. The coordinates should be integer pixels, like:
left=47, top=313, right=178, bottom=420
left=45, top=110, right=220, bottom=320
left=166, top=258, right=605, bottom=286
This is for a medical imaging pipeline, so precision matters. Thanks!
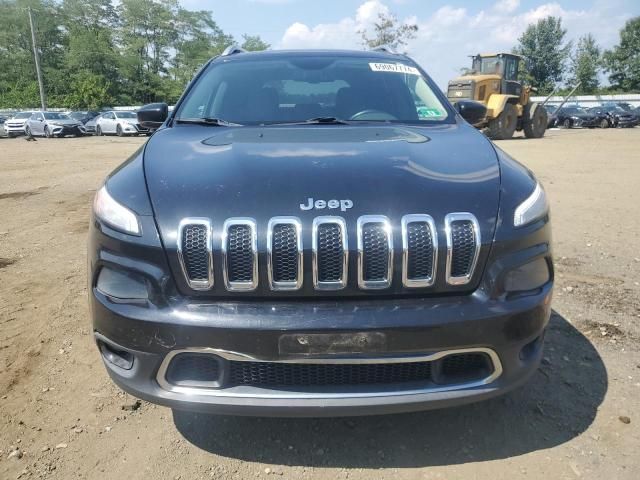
left=222, top=218, right=258, bottom=291
left=313, top=217, right=348, bottom=290
left=177, top=218, right=213, bottom=290
left=176, top=213, right=481, bottom=292
left=267, top=217, right=303, bottom=291
left=357, top=216, right=393, bottom=289
left=402, top=215, right=437, bottom=288
left=445, top=213, right=481, bottom=285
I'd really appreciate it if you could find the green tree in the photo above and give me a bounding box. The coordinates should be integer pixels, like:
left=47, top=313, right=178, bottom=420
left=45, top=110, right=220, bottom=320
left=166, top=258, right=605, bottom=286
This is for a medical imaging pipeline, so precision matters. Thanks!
left=117, top=0, right=179, bottom=104
left=0, top=0, right=67, bottom=108
left=167, top=7, right=233, bottom=102
left=359, top=12, right=418, bottom=51
left=603, top=17, right=640, bottom=92
left=568, top=34, right=601, bottom=94
left=241, top=34, right=270, bottom=51
left=514, top=16, right=572, bottom=94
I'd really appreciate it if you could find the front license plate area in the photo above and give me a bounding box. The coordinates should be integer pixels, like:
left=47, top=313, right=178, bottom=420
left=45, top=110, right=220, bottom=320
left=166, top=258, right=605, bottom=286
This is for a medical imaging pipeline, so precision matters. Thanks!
left=279, top=332, right=387, bottom=356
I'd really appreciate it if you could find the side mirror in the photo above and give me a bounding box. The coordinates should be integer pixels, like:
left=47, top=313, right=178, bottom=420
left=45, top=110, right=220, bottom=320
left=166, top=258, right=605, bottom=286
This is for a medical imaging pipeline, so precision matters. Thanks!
left=137, top=103, right=168, bottom=129
left=454, top=100, right=487, bottom=126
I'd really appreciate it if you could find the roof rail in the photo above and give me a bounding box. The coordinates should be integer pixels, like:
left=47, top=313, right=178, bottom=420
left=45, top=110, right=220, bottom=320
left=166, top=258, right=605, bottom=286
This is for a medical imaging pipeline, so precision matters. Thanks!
left=221, top=44, right=248, bottom=57
left=370, top=45, right=398, bottom=55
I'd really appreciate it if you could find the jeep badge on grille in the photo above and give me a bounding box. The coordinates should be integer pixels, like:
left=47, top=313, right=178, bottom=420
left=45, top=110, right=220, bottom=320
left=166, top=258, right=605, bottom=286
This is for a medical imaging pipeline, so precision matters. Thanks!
left=300, top=198, right=353, bottom=212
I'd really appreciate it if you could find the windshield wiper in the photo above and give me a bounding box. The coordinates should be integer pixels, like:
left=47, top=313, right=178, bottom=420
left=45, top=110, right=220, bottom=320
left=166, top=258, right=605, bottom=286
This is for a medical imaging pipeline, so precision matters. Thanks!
left=267, top=117, right=352, bottom=126
left=176, top=117, right=242, bottom=126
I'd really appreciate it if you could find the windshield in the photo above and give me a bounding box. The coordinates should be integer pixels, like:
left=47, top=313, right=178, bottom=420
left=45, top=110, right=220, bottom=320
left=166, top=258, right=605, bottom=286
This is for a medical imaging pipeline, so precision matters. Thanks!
left=563, top=107, right=585, bottom=114
left=43, top=112, right=70, bottom=120
left=115, top=111, right=137, bottom=119
left=176, top=55, right=451, bottom=125
left=15, top=112, right=32, bottom=119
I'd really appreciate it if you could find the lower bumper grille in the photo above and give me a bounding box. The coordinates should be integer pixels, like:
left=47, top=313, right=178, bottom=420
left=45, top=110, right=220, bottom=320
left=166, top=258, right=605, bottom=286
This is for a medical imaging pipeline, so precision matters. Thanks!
left=160, top=350, right=496, bottom=391
left=229, top=360, right=434, bottom=387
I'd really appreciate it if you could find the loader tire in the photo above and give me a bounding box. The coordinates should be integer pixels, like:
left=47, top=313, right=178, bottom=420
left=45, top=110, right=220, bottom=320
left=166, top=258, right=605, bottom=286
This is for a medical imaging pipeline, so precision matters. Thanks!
left=487, top=103, right=518, bottom=140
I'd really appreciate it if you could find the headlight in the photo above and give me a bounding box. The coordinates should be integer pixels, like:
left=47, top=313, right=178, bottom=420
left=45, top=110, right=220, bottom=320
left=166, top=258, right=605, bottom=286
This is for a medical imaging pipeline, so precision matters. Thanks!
left=93, top=185, right=141, bottom=235
left=514, top=182, right=549, bottom=227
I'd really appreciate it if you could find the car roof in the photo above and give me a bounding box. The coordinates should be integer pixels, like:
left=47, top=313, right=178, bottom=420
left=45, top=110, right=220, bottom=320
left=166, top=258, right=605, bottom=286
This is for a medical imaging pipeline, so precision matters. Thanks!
left=212, top=49, right=412, bottom=63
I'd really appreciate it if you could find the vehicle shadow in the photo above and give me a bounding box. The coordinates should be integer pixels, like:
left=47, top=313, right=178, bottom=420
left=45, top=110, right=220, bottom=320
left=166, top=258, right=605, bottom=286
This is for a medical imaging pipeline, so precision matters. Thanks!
left=172, top=310, right=607, bottom=467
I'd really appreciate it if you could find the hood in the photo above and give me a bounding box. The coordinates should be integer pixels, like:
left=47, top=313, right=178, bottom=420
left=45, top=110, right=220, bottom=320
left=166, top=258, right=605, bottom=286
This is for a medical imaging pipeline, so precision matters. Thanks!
left=143, top=122, right=501, bottom=296
left=49, top=119, right=80, bottom=126
left=6, top=119, right=27, bottom=126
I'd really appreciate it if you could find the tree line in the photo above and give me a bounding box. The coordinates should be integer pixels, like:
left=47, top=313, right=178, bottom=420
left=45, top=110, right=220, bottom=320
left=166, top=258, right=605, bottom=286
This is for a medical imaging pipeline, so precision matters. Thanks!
left=1, top=1, right=638, bottom=110
left=0, top=0, right=269, bottom=109
left=514, top=15, right=640, bottom=95
left=358, top=11, right=639, bottom=96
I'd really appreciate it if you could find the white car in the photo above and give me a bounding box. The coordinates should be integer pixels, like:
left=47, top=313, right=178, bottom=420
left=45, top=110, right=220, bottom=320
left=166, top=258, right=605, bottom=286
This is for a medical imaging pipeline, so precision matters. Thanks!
left=25, top=111, right=86, bottom=138
left=4, top=111, right=34, bottom=137
left=95, top=111, right=149, bottom=136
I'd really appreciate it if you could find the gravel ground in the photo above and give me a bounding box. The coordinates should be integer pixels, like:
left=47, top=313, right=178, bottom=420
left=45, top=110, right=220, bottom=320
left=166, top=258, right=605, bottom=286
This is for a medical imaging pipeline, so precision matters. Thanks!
left=0, top=128, right=639, bottom=479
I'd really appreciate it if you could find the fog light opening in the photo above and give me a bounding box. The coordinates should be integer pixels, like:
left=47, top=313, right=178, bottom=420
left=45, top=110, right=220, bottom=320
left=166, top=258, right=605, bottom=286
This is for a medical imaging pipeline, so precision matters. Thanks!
left=519, top=333, right=544, bottom=362
left=99, top=341, right=134, bottom=370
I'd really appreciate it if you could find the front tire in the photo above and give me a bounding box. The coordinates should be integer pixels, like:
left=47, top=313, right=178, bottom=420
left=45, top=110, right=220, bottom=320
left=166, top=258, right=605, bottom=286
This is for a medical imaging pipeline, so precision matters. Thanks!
left=96, top=125, right=102, bottom=136
left=523, top=102, right=547, bottom=138
left=487, top=103, right=518, bottom=140
left=25, top=126, right=32, bottom=137
left=561, top=118, right=571, bottom=129
left=599, top=119, right=609, bottom=129
left=116, top=124, right=124, bottom=137
left=44, top=126, right=52, bottom=138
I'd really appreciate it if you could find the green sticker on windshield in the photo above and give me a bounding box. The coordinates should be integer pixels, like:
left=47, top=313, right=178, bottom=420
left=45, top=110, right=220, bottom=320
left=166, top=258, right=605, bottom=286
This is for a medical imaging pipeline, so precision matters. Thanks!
left=417, top=107, right=442, bottom=119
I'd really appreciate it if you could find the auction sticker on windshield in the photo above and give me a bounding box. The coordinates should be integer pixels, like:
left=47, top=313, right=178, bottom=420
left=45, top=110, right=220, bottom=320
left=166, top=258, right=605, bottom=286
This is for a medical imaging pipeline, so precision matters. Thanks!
left=369, top=62, right=420, bottom=75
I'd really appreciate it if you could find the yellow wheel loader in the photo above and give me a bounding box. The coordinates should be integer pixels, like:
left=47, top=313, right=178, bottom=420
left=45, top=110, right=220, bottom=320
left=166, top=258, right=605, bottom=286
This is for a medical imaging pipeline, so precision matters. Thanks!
left=447, top=53, right=547, bottom=140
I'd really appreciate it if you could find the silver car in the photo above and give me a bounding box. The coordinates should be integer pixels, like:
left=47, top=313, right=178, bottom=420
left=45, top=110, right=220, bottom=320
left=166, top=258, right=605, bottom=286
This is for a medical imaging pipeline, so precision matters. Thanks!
left=4, top=111, right=34, bottom=137
left=95, top=111, right=149, bottom=136
left=25, top=111, right=86, bottom=138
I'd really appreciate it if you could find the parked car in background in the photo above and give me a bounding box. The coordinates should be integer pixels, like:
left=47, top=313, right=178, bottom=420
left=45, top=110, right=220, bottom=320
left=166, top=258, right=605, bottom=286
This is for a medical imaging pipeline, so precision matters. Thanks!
left=68, top=110, right=100, bottom=125
left=25, top=111, right=86, bottom=138
left=95, top=110, right=150, bottom=136
left=553, top=106, right=599, bottom=129
left=4, top=111, right=34, bottom=137
left=84, top=114, right=101, bottom=135
left=589, top=105, right=637, bottom=128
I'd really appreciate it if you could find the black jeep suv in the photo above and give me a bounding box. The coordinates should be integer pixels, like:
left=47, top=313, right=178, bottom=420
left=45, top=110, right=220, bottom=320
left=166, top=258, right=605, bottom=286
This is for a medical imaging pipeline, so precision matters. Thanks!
left=89, top=47, right=553, bottom=417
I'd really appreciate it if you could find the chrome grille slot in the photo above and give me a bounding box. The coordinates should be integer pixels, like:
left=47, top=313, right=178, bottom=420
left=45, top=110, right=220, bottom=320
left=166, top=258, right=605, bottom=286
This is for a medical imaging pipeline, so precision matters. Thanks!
left=313, top=217, right=348, bottom=290
left=357, top=215, right=393, bottom=289
left=267, top=217, right=302, bottom=291
left=177, top=218, right=213, bottom=290
left=222, top=218, right=258, bottom=291
left=402, top=215, right=437, bottom=288
left=445, top=213, right=480, bottom=285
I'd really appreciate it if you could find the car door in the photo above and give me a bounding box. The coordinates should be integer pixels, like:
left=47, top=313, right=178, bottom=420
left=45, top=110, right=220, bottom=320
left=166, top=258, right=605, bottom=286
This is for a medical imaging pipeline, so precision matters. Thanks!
left=108, top=112, right=118, bottom=133
left=33, top=113, right=45, bottom=135
left=99, top=112, right=109, bottom=132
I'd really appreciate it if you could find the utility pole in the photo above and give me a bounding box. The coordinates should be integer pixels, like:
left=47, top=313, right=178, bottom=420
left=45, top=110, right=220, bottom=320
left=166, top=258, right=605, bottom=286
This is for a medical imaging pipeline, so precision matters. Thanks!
left=27, top=7, right=46, bottom=111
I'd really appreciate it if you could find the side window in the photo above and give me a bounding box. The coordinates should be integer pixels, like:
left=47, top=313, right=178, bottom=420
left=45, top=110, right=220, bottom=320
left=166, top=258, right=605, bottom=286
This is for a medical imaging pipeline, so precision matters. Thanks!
left=504, top=58, right=518, bottom=81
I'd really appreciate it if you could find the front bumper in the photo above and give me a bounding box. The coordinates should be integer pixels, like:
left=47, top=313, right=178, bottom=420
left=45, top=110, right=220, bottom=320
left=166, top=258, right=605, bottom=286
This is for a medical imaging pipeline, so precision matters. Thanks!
left=92, top=282, right=552, bottom=416
left=5, top=124, right=26, bottom=136
left=50, top=124, right=86, bottom=136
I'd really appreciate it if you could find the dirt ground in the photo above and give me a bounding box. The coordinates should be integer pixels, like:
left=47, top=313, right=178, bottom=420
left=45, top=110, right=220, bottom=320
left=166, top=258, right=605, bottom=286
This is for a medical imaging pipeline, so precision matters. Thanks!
left=1, top=128, right=639, bottom=480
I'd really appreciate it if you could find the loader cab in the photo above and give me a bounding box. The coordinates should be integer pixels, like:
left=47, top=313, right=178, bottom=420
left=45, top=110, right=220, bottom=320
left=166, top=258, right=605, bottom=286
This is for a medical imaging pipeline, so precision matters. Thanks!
left=472, top=53, right=522, bottom=97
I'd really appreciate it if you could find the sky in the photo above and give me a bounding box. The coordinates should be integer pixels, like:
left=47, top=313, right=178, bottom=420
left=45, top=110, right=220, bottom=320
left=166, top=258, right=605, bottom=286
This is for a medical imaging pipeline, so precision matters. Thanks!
left=180, top=0, right=639, bottom=88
